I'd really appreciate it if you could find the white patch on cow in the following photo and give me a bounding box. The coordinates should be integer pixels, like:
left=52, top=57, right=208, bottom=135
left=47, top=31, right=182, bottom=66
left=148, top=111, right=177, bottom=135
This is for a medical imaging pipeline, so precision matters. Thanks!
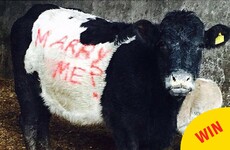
left=24, top=8, right=135, bottom=125
left=116, top=36, right=136, bottom=45
left=177, top=78, right=223, bottom=134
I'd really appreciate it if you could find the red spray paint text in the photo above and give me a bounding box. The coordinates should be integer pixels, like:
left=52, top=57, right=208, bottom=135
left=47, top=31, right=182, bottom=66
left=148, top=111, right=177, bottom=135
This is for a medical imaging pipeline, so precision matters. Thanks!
left=35, top=28, right=111, bottom=99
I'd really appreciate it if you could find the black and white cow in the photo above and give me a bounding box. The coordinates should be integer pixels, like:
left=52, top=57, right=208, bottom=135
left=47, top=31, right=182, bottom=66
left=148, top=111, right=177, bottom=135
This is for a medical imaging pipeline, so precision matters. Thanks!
left=10, top=4, right=229, bottom=150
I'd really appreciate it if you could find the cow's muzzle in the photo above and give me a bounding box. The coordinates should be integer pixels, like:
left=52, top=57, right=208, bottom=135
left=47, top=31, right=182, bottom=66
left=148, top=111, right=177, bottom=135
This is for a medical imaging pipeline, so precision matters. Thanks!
left=165, top=70, right=195, bottom=97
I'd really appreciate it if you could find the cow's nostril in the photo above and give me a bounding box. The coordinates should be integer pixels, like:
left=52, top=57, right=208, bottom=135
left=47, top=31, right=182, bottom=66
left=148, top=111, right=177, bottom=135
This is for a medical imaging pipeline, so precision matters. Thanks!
left=172, top=76, right=176, bottom=81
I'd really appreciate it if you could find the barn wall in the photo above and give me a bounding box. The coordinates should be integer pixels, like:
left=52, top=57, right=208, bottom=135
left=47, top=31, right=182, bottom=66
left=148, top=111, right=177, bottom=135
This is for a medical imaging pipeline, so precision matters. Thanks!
left=0, top=0, right=229, bottom=105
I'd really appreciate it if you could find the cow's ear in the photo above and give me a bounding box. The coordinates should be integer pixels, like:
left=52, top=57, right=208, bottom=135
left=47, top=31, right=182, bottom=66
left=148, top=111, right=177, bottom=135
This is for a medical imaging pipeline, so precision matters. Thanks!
left=134, top=20, right=159, bottom=46
left=204, top=24, right=229, bottom=49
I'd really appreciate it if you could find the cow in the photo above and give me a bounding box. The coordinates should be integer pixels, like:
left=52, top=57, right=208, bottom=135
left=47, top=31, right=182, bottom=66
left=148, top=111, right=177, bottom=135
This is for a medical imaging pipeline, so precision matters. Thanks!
left=10, top=3, right=229, bottom=150
left=177, top=78, right=223, bottom=134
left=101, top=11, right=229, bottom=150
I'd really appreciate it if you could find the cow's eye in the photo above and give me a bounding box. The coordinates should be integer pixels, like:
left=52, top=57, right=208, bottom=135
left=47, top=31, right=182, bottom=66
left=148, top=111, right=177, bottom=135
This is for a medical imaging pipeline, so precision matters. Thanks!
left=158, top=41, right=168, bottom=50
left=158, top=41, right=169, bottom=57
left=160, top=44, right=168, bottom=50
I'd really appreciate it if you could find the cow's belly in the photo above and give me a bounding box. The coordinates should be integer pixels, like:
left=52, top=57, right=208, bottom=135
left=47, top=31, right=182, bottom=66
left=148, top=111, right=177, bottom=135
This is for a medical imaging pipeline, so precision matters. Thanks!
left=40, top=70, right=104, bottom=125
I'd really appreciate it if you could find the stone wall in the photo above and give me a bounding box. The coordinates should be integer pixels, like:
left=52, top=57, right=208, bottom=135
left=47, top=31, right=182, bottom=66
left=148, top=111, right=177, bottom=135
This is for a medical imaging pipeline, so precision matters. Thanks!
left=0, top=0, right=229, bottom=105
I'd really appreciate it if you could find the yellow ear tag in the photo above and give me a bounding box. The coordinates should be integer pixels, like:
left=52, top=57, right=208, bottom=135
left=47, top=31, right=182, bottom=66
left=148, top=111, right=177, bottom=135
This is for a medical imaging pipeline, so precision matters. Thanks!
left=215, top=33, right=225, bottom=45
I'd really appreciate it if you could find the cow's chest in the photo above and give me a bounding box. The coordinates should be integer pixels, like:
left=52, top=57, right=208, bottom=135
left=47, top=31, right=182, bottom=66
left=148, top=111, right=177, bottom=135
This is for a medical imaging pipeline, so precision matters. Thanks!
left=23, top=8, right=119, bottom=124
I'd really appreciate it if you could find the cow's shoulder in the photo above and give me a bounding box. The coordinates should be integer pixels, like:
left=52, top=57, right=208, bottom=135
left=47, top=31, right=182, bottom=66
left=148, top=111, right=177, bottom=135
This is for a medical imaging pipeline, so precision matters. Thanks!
left=80, top=17, right=132, bottom=45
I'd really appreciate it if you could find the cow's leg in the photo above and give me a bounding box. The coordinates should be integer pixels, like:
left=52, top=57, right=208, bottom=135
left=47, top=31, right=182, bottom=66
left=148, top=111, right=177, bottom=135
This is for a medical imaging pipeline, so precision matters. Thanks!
left=109, top=122, right=139, bottom=150
left=111, top=127, right=129, bottom=150
left=14, top=72, right=50, bottom=150
left=15, top=75, right=39, bottom=150
left=103, top=111, right=139, bottom=150
left=37, top=102, right=51, bottom=149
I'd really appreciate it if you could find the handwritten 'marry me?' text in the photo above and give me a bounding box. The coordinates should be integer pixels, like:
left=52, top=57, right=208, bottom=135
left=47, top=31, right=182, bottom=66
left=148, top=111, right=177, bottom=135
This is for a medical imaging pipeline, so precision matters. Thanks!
left=35, top=28, right=112, bottom=99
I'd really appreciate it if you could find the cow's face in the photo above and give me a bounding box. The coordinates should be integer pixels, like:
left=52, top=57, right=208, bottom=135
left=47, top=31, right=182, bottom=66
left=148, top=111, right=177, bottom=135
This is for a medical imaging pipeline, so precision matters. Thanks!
left=157, top=11, right=204, bottom=97
left=134, top=11, right=229, bottom=97
left=156, top=11, right=230, bottom=97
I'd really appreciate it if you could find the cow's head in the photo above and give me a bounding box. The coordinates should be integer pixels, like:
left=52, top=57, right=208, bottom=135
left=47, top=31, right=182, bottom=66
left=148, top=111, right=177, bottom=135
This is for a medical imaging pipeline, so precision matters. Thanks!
left=134, top=10, right=229, bottom=97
